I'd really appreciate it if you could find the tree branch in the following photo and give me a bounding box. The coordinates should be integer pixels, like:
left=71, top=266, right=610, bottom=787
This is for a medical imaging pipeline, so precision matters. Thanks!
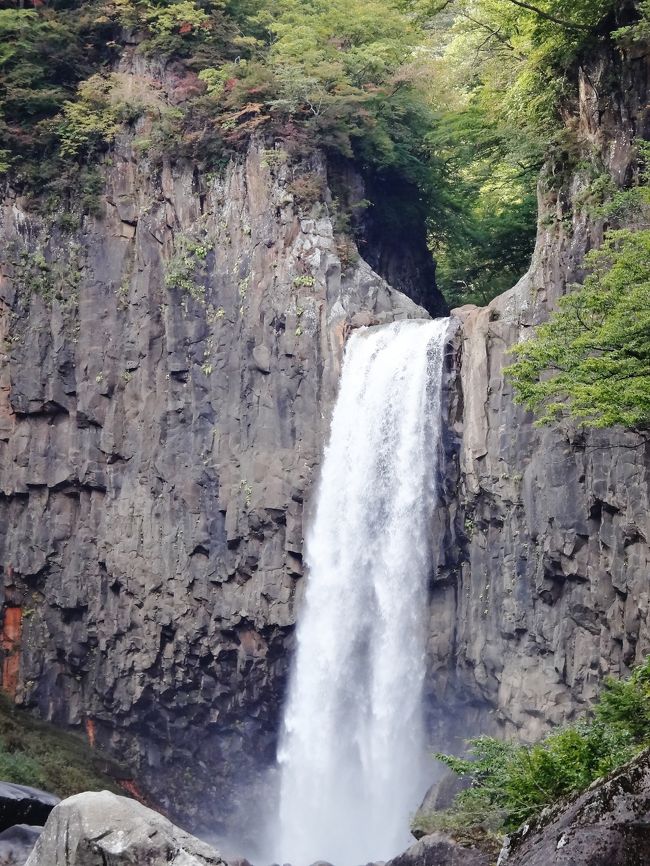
left=502, top=0, right=591, bottom=31
left=460, top=12, right=525, bottom=59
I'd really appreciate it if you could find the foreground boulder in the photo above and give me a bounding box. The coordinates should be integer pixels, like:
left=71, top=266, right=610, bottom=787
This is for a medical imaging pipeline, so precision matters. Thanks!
left=386, top=832, right=491, bottom=866
left=498, top=749, right=650, bottom=865
left=0, top=824, right=42, bottom=864
left=25, top=790, right=225, bottom=866
left=0, top=783, right=59, bottom=832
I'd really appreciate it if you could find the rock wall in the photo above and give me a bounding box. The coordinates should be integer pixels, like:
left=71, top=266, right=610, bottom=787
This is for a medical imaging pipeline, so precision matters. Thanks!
left=0, top=54, right=443, bottom=833
left=424, top=36, right=650, bottom=747
left=0, top=27, right=648, bottom=845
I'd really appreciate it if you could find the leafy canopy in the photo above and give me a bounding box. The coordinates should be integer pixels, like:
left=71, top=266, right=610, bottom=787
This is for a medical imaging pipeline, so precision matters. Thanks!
left=1, top=0, right=647, bottom=313
left=507, top=225, right=650, bottom=429
left=428, top=655, right=650, bottom=835
left=417, top=0, right=626, bottom=305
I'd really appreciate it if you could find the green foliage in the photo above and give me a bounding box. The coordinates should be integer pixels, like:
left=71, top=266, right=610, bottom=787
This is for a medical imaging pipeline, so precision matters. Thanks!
left=0, top=2, right=121, bottom=181
left=0, top=747, right=45, bottom=789
left=614, top=0, right=650, bottom=42
left=427, top=657, right=650, bottom=835
left=418, top=0, right=635, bottom=306
left=164, top=232, right=213, bottom=302
left=597, top=656, right=650, bottom=743
left=0, top=695, right=123, bottom=799
left=506, top=227, right=650, bottom=428
left=10, top=243, right=82, bottom=307
left=57, top=75, right=121, bottom=159
left=137, top=0, right=238, bottom=61
left=2, top=0, right=647, bottom=308
left=293, top=274, right=315, bottom=288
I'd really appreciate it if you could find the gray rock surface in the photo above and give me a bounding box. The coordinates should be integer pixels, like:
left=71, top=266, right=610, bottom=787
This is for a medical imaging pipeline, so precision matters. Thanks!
left=386, top=832, right=490, bottom=866
left=424, top=36, right=650, bottom=749
left=0, top=26, right=648, bottom=846
left=24, top=790, right=223, bottom=866
left=0, top=784, right=59, bottom=832
left=416, top=772, right=470, bottom=827
left=497, top=749, right=650, bottom=866
left=0, top=51, right=437, bottom=834
left=0, top=824, right=42, bottom=865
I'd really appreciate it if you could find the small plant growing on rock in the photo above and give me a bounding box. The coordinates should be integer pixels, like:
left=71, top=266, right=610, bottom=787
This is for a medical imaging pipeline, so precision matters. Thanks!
left=424, top=657, right=650, bottom=839
left=239, top=479, right=253, bottom=508
left=287, top=172, right=325, bottom=210
left=164, top=232, right=213, bottom=304
left=261, top=148, right=288, bottom=170
left=293, top=274, right=315, bottom=288
left=207, top=304, right=225, bottom=324
left=336, top=237, right=359, bottom=273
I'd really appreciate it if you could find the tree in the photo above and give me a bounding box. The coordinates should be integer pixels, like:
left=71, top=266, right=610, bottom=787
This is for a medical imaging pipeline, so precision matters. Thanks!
left=506, top=227, right=650, bottom=429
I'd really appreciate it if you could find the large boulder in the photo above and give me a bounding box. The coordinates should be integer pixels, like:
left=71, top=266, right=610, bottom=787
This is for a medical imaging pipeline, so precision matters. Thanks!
left=25, top=790, right=225, bottom=866
left=385, top=832, right=491, bottom=866
left=0, top=783, right=59, bottom=832
left=0, top=824, right=42, bottom=864
left=497, top=749, right=650, bottom=865
left=415, top=771, right=471, bottom=831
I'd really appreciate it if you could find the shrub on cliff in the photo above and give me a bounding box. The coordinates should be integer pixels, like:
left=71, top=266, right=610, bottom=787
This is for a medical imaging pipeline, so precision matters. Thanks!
left=421, top=656, right=650, bottom=837
left=506, top=225, right=650, bottom=429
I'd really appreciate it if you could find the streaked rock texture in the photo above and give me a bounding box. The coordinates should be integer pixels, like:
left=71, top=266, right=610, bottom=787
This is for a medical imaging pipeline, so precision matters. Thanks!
left=425, top=39, right=650, bottom=746
left=25, top=790, right=224, bottom=866
left=497, top=749, right=650, bottom=866
left=0, top=31, right=648, bottom=845
left=0, top=55, right=439, bottom=833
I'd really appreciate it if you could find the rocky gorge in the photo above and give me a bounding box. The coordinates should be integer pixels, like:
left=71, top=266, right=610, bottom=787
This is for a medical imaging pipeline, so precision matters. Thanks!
left=0, top=15, right=648, bottom=861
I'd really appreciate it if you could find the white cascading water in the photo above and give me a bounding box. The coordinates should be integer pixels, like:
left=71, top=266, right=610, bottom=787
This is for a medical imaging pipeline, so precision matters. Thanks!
left=274, top=318, right=449, bottom=866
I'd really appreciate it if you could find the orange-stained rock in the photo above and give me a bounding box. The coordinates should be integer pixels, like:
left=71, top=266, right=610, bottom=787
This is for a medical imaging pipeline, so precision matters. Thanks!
left=1, top=607, right=21, bottom=699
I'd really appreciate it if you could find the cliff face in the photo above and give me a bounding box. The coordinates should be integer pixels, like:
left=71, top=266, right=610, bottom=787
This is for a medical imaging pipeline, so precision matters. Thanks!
left=424, top=39, right=650, bottom=746
left=0, top=35, right=648, bottom=844
left=0, top=56, right=440, bottom=832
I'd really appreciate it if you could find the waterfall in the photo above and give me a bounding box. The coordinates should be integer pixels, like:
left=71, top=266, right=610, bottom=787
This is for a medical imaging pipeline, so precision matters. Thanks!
left=274, top=318, right=449, bottom=866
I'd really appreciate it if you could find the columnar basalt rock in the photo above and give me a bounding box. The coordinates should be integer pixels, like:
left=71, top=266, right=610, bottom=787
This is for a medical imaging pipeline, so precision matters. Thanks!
left=424, top=40, right=650, bottom=746
left=0, top=36, right=648, bottom=846
left=0, top=56, right=438, bottom=832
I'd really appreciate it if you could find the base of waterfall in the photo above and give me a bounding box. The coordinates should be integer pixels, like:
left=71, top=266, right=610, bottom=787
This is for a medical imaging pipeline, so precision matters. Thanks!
left=19, top=749, right=650, bottom=866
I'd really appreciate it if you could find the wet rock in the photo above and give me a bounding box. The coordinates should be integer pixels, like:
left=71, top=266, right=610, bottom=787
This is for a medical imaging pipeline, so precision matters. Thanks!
left=497, top=749, right=650, bottom=865
left=385, top=832, right=490, bottom=866
left=0, top=784, right=59, bottom=832
left=24, top=790, right=224, bottom=866
left=0, top=50, right=437, bottom=839
left=424, top=36, right=650, bottom=751
left=0, top=824, right=42, bottom=865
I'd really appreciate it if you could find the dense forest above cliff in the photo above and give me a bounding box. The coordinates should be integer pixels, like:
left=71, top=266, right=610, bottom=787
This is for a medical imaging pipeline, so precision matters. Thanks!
left=1, top=0, right=648, bottom=311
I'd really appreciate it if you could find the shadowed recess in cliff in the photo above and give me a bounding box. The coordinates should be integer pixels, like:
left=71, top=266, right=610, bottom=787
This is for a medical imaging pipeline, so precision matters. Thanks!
left=272, top=318, right=450, bottom=866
